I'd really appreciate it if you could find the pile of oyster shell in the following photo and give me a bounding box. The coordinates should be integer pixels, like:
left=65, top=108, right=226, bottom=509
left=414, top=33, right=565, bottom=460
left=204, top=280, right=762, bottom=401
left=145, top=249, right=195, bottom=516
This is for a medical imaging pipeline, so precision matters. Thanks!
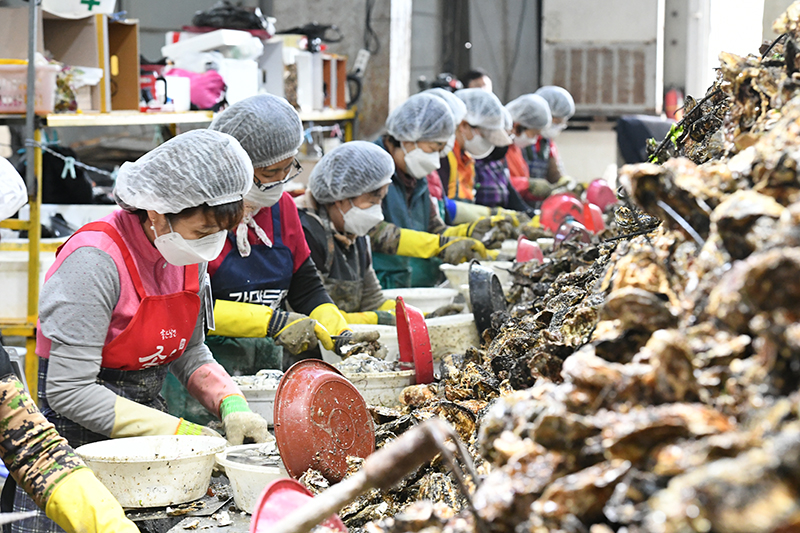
left=300, top=5, right=800, bottom=532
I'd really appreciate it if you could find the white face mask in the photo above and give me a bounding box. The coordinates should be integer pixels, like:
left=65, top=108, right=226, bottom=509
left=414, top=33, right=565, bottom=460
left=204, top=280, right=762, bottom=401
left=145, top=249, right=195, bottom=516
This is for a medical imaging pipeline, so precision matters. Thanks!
left=341, top=202, right=384, bottom=236
left=541, top=122, right=567, bottom=139
left=439, top=135, right=456, bottom=157
left=245, top=182, right=283, bottom=208
left=153, top=219, right=227, bottom=266
left=402, top=143, right=441, bottom=179
left=514, top=133, right=537, bottom=148
left=462, top=132, right=494, bottom=159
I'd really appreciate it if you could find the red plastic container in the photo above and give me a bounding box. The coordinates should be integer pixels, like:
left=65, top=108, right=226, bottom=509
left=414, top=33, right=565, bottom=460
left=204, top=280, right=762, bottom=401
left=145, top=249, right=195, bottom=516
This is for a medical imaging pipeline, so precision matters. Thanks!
left=586, top=179, right=617, bottom=211
left=250, top=478, right=347, bottom=533
left=582, top=202, right=605, bottom=234
left=395, top=297, right=434, bottom=384
left=273, top=360, right=374, bottom=482
left=540, top=193, right=584, bottom=232
left=516, top=237, right=544, bottom=263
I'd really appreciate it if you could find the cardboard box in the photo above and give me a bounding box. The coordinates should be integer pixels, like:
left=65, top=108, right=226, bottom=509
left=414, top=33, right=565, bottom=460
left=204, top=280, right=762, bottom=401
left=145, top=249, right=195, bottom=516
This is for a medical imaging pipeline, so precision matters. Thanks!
left=42, top=13, right=139, bottom=112
left=0, top=7, right=44, bottom=60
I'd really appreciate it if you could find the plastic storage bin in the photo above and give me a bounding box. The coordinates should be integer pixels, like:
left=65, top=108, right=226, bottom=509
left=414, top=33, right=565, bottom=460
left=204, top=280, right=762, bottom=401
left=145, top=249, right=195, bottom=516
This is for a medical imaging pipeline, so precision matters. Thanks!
left=0, top=62, right=60, bottom=114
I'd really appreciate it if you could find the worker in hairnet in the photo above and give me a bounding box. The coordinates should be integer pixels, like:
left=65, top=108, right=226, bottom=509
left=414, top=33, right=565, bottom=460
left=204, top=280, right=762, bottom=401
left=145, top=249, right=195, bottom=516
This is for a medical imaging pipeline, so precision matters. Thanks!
left=371, top=92, right=508, bottom=288
left=295, top=141, right=397, bottom=325
left=19, top=130, right=270, bottom=532
left=524, top=85, right=575, bottom=184
left=471, top=103, right=537, bottom=215
left=504, top=93, right=558, bottom=203
left=0, top=163, right=137, bottom=533
left=203, top=94, right=365, bottom=375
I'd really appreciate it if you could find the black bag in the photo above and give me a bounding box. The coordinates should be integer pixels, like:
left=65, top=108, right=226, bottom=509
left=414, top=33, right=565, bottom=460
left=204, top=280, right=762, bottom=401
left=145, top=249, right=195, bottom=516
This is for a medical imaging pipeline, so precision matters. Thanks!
left=192, top=1, right=268, bottom=31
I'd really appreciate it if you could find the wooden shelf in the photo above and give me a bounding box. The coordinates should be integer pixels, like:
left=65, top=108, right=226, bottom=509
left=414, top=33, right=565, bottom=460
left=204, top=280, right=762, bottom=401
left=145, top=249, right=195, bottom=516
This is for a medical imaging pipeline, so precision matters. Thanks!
left=43, top=110, right=215, bottom=127
left=298, top=108, right=356, bottom=122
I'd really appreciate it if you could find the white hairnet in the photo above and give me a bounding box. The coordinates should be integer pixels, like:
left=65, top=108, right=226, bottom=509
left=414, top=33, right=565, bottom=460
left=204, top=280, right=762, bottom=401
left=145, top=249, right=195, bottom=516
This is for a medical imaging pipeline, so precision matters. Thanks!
left=535, top=86, right=576, bottom=119
left=309, top=141, right=395, bottom=204
left=386, top=93, right=455, bottom=142
left=506, top=93, right=552, bottom=130
left=209, top=94, right=303, bottom=168
left=114, top=130, right=253, bottom=214
left=424, top=88, right=467, bottom=124
left=0, top=157, right=27, bottom=221
left=454, top=88, right=507, bottom=129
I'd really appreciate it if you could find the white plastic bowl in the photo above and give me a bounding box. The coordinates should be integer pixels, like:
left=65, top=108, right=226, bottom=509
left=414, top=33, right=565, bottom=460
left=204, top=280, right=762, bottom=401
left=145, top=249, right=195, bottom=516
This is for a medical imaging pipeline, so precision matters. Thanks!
left=240, top=386, right=278, bottom=426
left=440, top=261, right=513, bottom=289
left=382, top=288, right=458, bottom=314
left=76, top=435, right=227, bottom=508
left=426, top=313, right=481, bottom=359
left=343, top=369, right=416, bottom=407
left=216, top=443, right=288, bottom=513
left=501, top=239, right=519, bottom=255
left=320, top=323, right=399, bottom=364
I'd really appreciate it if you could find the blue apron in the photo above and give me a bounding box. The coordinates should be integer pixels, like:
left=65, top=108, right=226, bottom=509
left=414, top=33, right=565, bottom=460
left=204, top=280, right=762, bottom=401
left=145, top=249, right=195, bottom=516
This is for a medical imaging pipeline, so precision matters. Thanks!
left=372, top=172, right=441, bottom=289
left=211, top=202, right=294, bottom=309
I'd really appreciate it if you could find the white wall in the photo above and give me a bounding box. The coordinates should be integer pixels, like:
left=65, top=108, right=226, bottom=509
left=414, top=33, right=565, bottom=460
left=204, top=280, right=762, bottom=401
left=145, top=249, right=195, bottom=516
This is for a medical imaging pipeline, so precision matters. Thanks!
left=557, top=129, right=618, bottom=183
left=409, top=0, right=441, bottom=94
left=468, top=0, right=540, bottom=102
left=763, top=0, right=796, bottom=41
left=685, top=0, right=765, bottom=97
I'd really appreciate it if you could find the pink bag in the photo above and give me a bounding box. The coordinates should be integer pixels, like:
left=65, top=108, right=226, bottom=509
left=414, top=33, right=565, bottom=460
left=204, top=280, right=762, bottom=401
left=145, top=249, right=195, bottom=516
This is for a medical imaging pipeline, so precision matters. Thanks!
left=164, top=68, right=226, bottom=110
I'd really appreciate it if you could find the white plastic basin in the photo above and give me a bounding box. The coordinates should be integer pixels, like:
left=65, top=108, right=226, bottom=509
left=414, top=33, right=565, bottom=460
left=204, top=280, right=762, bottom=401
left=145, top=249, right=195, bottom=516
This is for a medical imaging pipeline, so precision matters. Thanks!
left=501, top=239, right=519, bottom=255
left=342, top=369, right=416, bottom=407
left=216, top=443, right=288, bottom=514
left=426, top=313, right=481, bottom=359
left=76, top=435, right=227, bottom=508
left=440, top=261, right=513, bottom=289
left=382, top=288, right=458, bottom=314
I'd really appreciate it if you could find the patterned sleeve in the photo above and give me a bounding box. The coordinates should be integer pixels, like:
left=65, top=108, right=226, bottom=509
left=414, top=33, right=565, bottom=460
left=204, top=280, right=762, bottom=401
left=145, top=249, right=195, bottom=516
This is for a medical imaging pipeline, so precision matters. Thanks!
left=0, top=375, right=85, bottom=509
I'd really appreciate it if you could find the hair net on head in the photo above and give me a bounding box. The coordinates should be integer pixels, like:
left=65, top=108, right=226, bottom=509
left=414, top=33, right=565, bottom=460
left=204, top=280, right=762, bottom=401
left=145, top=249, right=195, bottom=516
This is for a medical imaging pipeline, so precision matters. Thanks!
left=114, top=130, right=253, bottom=214
left=535, top=86, right=576, bottom=119
left=454, top=88, right=507, bottom=129
left=424, top=87, right=468, bottom=124
left=386, top=93, right=455, bottom=142
left=209, top=94, right=303, bottom=168
left=309, top=141, right=395, bottom=204
left=506, top=93, right=552, bottom=130
left=0, top=157, right=27, bottom=221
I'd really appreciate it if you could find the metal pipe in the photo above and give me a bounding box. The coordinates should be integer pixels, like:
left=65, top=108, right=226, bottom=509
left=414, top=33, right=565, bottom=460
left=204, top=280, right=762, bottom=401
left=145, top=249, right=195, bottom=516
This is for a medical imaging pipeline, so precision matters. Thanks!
left=25, top=0, right=37, bottom=195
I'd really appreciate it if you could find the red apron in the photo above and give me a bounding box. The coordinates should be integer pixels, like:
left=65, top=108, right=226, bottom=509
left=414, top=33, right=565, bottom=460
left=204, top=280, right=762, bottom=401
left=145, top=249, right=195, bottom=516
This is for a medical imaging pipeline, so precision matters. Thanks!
left=40, top=220, right=202, bottom=449
left=60, top=221, right=201, bottom=370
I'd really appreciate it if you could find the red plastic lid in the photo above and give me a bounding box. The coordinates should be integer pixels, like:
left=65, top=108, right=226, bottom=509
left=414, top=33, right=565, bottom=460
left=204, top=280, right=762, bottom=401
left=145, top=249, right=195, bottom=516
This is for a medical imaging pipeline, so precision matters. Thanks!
left=395, top=297, right=434, bottom=384
left=540, top=193, right=584, bottom=232
left=586, top=179, right=617, bottom=211
left=516, top=237, right=544, bottom=263
left=250, top=478, right=347, bottom=533
left=273, top=360, right=375, bottom=483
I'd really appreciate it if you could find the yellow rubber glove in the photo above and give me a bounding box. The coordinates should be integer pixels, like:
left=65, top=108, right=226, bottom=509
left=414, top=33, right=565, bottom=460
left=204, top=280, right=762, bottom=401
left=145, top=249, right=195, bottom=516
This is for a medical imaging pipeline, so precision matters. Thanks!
left=437, top=237, right=490, bottom=264
left=377, top=299, right=396, bottom=312
left=396, top=228, right=442, bottom=259
left=272, top=312, right=331, bottom=354
left=210, top=299, right=271, bottom=338
left=342, top=310, right=396, bottom=325
left=45, top=468, right=139, bottom=533
left=310, top=303, right=351, bottom=338
left=110, top=396, right=182, bottom=438
left=451, top=201, right=492, bottom=224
